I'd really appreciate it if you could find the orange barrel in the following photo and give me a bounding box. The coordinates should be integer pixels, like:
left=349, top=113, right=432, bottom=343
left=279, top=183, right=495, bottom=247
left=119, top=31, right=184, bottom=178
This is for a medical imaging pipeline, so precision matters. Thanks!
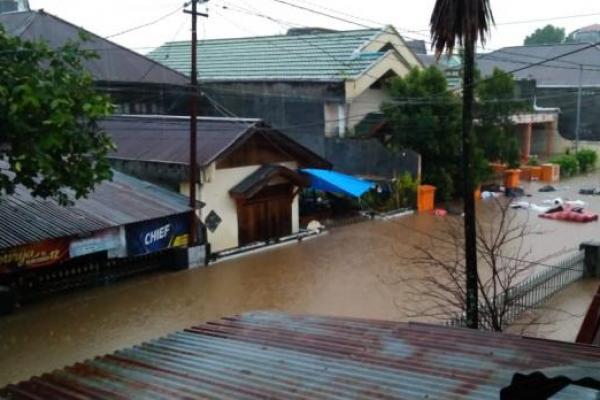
left=489, top=162, right=507, bottom=178
left=520, top=166, right=532, bottom=181
left=474, top=185, right=481, bottom=201
left=504, top=169, right=521, bottom=189
left=541, top=164, right=560, bottom=182
left=417, top=185, right=436, bottom=213
left=530, top=166, right=542, bottom=180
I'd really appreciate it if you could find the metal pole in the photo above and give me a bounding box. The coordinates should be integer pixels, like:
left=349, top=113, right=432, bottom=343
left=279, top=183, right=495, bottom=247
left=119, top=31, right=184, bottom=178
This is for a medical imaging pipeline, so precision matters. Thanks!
left=575, top=64, right=583, bottom=153
left=189, top=0, right=199, bottom=245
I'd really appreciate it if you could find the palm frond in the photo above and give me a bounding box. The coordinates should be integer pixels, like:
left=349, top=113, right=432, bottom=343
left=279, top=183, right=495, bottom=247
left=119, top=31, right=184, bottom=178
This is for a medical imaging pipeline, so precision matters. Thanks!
left=430, top=0, right=494, bottom=56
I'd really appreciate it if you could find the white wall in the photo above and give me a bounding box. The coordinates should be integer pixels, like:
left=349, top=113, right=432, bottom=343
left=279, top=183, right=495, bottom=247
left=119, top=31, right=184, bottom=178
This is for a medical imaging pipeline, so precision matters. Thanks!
left=181, top=161, right=300, bottom=252
left=347, top=88, right=390, bottom=132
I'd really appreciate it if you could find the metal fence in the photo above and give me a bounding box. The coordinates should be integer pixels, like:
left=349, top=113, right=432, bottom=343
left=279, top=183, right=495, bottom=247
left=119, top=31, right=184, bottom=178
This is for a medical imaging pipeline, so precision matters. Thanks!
left=445, top=250, right=586, bottom=330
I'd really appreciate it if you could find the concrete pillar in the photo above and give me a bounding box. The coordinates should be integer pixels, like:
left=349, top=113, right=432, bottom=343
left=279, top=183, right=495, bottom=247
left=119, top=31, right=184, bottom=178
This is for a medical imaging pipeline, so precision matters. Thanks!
left=546, top=120, right=557, bottom=158
left=580, top=242, right=600, bottom=278
left=521, top=123, right=532, bottom=163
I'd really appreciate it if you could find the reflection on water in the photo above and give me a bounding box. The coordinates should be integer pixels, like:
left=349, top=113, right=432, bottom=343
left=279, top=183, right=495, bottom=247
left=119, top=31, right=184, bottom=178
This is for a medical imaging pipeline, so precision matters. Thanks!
left=1, top=176, right=599, bottom=385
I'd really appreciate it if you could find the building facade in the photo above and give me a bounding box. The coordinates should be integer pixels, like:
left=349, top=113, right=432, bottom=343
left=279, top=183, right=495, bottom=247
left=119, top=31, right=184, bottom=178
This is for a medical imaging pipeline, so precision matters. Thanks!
left=102, top=115, right=330, bottom=253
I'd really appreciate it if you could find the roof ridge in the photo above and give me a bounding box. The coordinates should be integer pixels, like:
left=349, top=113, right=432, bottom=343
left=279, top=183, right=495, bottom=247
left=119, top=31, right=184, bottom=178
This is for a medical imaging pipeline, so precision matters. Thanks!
left=108, top=114, right=262, bottom=123
left=161, top=27, right=383, bottom=46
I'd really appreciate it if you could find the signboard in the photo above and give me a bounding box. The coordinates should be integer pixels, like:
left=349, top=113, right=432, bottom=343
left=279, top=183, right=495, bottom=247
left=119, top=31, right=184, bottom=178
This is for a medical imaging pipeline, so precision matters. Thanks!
left=0, top=238, right=70, bottom=273
left=126, top=213, right=190, bottom=256
left=69, top=228, right=123, bottom=259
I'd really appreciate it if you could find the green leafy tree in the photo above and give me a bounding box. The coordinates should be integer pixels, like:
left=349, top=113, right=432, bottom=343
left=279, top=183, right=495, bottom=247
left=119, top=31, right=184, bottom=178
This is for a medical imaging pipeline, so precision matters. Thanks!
left=383, top=67, right=462, bottom=201
left=475, top=68, right=530, bottom=165
left=0, top=26, right=114, bottom=205
left=524, top=25, right=566, bottom=46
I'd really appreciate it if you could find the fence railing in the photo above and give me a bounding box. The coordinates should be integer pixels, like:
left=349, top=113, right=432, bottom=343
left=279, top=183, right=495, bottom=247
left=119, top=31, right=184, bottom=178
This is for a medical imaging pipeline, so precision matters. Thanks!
left=445, top=250, right=586, bottom=330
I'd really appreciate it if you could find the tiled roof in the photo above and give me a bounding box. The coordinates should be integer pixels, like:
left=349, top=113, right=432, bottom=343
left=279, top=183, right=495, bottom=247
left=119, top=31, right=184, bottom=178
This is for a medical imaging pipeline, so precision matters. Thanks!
left=2, top=312, right=599, bottom=399
left=0, top=10, right=189, bottom=85
left=148, top=28, right=390, bottom=82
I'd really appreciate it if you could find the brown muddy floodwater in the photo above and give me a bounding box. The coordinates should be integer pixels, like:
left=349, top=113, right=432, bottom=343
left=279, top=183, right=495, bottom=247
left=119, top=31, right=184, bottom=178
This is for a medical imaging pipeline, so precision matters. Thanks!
left=1, top=175, right=600, bottom=385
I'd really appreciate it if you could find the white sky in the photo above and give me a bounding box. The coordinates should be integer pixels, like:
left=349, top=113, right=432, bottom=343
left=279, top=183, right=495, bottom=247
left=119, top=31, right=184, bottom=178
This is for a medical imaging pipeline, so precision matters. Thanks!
left=28, top=0, right=600, bottom=55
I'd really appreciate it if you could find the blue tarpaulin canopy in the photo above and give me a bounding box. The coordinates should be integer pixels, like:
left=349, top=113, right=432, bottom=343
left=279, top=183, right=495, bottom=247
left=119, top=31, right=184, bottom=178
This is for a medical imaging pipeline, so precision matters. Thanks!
left=301, top=169, right=375, bottom=198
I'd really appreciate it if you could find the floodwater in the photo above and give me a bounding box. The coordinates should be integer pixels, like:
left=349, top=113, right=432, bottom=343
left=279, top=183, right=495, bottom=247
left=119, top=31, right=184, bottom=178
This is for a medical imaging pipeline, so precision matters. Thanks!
left=1, top=175, right=600, bottom=385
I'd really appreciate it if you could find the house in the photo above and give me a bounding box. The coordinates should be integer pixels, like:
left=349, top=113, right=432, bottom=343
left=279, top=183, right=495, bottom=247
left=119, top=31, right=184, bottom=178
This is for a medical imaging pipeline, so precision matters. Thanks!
left=101, top=115, right=331, bottom=253
left=568, top=24, right=600, bottom=44
left=4, top=311, right=600, bottom=398
left=147, top=27, right=423, bottom=179
left=0, top=163, right=194, bottom=274
left=477, top=43, right=600, bottom=148
left=0, top=161, right=199, bottom=313
left=0, top=4, right=191, bottom=115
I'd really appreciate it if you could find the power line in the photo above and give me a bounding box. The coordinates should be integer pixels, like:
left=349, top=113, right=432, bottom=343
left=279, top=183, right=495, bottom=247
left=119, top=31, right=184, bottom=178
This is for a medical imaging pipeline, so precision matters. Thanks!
left=104, top=5, right=185, bottom=39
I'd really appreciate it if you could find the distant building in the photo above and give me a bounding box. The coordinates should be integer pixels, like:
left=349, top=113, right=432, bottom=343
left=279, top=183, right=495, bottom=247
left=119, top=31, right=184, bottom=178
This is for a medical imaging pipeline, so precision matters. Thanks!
left=0, top=8, right=190, bottom=115
left=148, top=26, right=423, bottom=178
left=568, top=24, right=600, bottom=44
left=478, top=43, right=600, bottom=144
left=0, top=0, right=28, bottom=13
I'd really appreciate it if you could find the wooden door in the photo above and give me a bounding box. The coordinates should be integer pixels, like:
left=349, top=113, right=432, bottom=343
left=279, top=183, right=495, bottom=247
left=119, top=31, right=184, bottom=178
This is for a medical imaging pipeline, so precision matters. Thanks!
left=237, top=184, right=293, bottom=246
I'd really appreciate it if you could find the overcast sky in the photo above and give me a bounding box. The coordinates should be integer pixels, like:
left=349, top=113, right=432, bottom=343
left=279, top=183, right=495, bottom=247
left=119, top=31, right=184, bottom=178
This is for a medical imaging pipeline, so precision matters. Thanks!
left=28, top=0, right=600, bottom=55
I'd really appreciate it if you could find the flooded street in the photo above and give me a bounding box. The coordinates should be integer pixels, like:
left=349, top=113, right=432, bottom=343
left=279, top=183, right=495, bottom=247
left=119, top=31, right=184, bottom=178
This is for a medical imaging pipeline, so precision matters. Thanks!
left=1, top=175, right=600, bottom=385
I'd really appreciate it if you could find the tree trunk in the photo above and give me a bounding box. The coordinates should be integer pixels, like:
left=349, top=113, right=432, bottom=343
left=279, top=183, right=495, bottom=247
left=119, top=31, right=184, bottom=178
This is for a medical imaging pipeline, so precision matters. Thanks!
left=462, top=39, right=479, bottom=329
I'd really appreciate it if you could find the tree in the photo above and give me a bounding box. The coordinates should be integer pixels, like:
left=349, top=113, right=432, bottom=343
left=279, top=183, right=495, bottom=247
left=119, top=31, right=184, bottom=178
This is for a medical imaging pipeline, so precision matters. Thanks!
left=399, top=200, right=569, bottom=332
left=0, top=26, right=114, bottom=205
left=430, top=0, right=495, bottom=329
left=524, top=25, right=566, bottom=46
left=383, top=67, right=462, bottom=201
left=475, top=68, right=530, bottom=165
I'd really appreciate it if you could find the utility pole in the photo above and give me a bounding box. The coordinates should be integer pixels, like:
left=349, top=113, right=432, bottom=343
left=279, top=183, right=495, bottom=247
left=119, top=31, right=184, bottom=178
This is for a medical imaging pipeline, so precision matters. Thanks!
left=575, top=64, right=583, bottom=153
left=462, top=40, right=478, bottom=330
left=185, top=0, right=208, bottom=245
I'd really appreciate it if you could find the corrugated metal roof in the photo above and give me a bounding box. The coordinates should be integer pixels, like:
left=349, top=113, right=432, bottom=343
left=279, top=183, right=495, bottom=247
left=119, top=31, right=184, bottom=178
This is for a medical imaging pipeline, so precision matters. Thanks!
left=477, top=44, right=600, bottom=87
left=0, top=10, right=189, bottom=85
left=102, top=115, right=257, bottom=166
left=0, top=162, right=190, bottom=250
left=148, top=28, right=389, bottom=82
left=229, top=165, right=309, bottom=199
left=2, top=312, right=599, bottom=399
left=102, top=115, right=331, bottom=169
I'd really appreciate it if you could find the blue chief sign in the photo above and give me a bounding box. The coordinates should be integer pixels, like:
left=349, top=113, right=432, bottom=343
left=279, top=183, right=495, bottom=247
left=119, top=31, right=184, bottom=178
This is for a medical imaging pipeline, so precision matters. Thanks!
left=126, top=213, right=190, bottom=256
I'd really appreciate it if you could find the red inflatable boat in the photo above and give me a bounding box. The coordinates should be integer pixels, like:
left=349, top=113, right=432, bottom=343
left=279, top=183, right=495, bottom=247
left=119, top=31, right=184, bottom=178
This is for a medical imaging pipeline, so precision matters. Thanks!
left=539, top=206, right=599, bottom=223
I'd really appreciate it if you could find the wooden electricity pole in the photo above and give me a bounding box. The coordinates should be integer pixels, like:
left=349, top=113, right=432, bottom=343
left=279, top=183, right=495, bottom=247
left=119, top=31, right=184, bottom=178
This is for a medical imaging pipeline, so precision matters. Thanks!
left=185, top=0, right=208, bottom=245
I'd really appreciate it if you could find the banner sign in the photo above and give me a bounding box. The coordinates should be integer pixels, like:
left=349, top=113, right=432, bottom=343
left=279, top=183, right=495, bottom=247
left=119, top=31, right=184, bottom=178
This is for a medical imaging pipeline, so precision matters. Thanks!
left=69, top=228, right=123, bottom=259
left=126, top=213, right=190, bottom=256
left=0, top=238, right=70, bottom=273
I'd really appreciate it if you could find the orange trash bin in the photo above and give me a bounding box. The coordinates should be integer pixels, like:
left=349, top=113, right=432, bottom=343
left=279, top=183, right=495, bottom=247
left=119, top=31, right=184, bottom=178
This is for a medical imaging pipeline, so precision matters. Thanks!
left=541, top=164, right=560, bottom=182
left=504, top=169, right=521, bottom=189
left=530, top=166, right=542, bottom=180
left=520, top=166, right=532, bottom=181
left=418, top=185, right=436, bottom=213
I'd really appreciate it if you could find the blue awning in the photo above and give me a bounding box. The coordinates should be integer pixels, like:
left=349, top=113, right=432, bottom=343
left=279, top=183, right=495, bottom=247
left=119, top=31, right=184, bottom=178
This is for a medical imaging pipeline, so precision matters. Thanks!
left=301, top=169, right=375, bottom=198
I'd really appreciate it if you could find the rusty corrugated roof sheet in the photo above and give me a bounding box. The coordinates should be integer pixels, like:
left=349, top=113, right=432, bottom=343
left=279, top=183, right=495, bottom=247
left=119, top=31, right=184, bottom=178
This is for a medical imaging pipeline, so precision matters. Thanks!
left=0, top=162, right=190, bottom=249
left=2, top=312, right=599, bottom=399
